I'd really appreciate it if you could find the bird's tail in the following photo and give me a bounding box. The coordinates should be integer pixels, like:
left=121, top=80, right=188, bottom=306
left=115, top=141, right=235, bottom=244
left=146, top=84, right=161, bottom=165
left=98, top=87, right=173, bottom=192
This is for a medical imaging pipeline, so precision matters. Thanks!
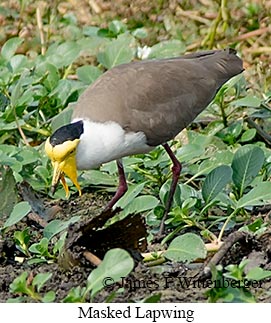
left=184, top=48, right=244, bottom=87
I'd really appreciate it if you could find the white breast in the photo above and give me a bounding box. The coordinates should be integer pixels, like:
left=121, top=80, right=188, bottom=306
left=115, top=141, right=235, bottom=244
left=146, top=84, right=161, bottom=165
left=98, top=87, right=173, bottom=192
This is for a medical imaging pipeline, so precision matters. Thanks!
left=72, top=119, right=153, bottom=170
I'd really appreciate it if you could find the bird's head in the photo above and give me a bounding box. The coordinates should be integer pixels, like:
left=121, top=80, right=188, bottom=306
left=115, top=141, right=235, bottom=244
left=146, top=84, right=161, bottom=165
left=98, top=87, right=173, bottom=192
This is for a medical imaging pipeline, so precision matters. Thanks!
left=45, top=120, right=84, bottom=197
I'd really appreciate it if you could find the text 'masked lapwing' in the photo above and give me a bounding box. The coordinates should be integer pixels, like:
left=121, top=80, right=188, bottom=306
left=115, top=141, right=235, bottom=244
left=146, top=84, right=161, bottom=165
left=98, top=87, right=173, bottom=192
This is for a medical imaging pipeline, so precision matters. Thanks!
left=45, top=48, right=243, bottom=235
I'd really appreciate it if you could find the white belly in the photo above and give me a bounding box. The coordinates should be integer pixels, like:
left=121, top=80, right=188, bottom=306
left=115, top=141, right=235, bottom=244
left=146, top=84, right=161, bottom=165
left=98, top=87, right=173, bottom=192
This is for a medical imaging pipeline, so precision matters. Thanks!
left=72, top=119, right=153, bottom=170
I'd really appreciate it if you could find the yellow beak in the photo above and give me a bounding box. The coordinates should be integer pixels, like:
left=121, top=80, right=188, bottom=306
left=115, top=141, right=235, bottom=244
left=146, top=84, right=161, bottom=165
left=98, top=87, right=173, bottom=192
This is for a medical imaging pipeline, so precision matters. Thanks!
left=51, top=157, right=82, bottom=198
left=45, top=138, right=82, bottom=198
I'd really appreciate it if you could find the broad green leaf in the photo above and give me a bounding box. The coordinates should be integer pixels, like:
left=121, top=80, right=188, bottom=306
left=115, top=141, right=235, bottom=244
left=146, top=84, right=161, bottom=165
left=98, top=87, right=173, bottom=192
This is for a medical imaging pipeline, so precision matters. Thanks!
left=3, top=201, right=31, bottom=228
left=82, top=26, right=100, bottom=36
left=108, top=20, right=127, bottom=35
left=141, top=294, right=162, bottom=303
left=16, top=147, right=40, bottom=165
left=202, top=165, right=232, bottom=203
left=62, top=286, right=85, bottom=302
left=49, top=79, right=74, bottom=104
left=176, top=144, right=204, bottom=162
left=246, top=267, right=271, bottom=281
left=42, top=291, right=56, bottom=303
left=43, top=216, right=80, bottom=240
left=81, top=170, right=117, bottom=186
left=240, top=218, right=267, bottom=236
left=32, top=272, right=52, bottom=293
left=36, top=62, right=60, bottom=91
left=97, top=34, right=135, bottom=69
left=240, top=129, right=257, bottom=143
left=236, top=182, right=271, bottom=208
left=1, top=37, right=23, bottom=60
left=164, top=233, right=207, bottom=262
left=29, top=237, right=50, bottom=256
left=87, top=248, right=134, bottom=298
left=34, top=166, right=50, bottom=183
left=10, top=71, right=31, bottom=107
left=9, top=55, right=28, bottom=73
left=208, top=284, right=255, bottom=303
left=132, top=27, right=148, bottom=39
left=45, top=41, right=81, bottom=68
left=159, top=179, right=181, bottom=207
left=231, top=145, right=265, bottom=196
left=179, top=183, right=199, bottom=200
left=115, top=182, right=146, bottom=209
left=78, top=36, right=109, bottom=56
left=121, top=195, right=159, bottom=216
left=76, top=65, right=102, bottom=85
left=0, top=119, right=25, bottom=131
left=0, top=166, right=17, bottom=218
left=231, top=96, right=262, bottom=108
left=148, top=40, right=186, bottom=59
left=51, top=103, right=74, bottom=132
left=9, top=272, right=29, bottom=294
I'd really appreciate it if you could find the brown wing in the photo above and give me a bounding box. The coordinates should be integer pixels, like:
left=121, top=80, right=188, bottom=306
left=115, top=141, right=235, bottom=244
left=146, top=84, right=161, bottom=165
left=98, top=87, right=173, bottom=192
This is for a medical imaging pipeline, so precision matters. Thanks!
left=73, top=49, right=243, bottom=146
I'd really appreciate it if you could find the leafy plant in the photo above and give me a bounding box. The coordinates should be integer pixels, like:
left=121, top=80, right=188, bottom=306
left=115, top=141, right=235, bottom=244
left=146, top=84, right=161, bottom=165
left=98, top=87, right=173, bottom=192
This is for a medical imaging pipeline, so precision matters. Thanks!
left=8, top=271, right=55, bottom=303
left=63, top=248, right=134, bottom=302
left=164, top=233, right=207, bottom=262
left=206, top=259, right=271, bottom=303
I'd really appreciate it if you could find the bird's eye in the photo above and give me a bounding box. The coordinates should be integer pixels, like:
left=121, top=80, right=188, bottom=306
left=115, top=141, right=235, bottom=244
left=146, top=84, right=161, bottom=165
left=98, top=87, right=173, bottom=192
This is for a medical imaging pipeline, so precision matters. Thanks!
left=70, top=149, right=75, bottom=154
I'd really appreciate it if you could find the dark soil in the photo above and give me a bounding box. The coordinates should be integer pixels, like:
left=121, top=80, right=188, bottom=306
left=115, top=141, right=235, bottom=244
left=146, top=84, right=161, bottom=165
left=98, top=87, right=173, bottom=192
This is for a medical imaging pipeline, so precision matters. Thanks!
left=1, top=189, right=271, bottom=303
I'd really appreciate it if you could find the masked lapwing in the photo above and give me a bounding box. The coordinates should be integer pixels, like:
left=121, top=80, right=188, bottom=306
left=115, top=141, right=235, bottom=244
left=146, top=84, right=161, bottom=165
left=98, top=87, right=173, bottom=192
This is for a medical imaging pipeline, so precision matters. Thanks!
left=45, top=48, right=243, bottom=234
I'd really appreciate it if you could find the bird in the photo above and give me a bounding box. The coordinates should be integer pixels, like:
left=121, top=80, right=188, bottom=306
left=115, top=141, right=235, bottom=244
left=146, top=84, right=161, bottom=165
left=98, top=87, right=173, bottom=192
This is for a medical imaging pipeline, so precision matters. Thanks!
left=45, top=48, right=243, bottom=235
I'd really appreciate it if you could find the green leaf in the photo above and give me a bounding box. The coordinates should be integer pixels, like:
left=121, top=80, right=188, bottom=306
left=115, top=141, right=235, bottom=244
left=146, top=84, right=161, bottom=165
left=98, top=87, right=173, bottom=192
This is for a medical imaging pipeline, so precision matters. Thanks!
left=62, top=286, right=85, bottom=303
left=42, top=291, right=56, bottom=303
left=231, top=145, right=265, bottom=196
left=115, top=182, right=146, bottom=209
left=0, top=165, right=17, bottom=218
left=9, top=71, right=32, bottom=107
left=36, top=62, right=60, bottom=91
left=9, top=55, right=28, bottom=73
left=231, top=96, right=262, bottom=108
left=202, top=165, right=232, bottom=203
left=240, top=129, right=256, bottom=143
left=3, top=201, right=31, bottom=228
left=159, top=179, right=181, bottom=207
left=1, top=37, right=23, bottom=60
left=176, top=144, right=204, bottom=162
left=9, top=272, right=29, bottom=294
left=43, top=216, right=80, bottom=240
left=51, top=103, right=74, bottom=132
left=97, top=34, right=135, bottom=69
left=35, top=166, right=50, bottom=183
left=32, top=272, right=52, bottom=293
left=45, top=41, right=81, bottom=68
left=246, top=267, right=271, bottom=281
left=164, top=233, right=207, bottom=262
left=29, top=237, right=50, bottom=257
left=236, top=182, right=271, bottom=208
left=108, top=20, right=127, bottom=35
left=87, top=248, right=134, bottom=298
left=81, top=170, right=117, bottom=186
left=49, top=79, right=74, bottom=105
left=148, top=40, right=186, bottom=59
left=76, top=65, right=102, bottom=85
left=141, top=294, right=162, bottom=303
left=132, top=28, right=148, bottom=39
left=121, top=195, right=159, bottom=216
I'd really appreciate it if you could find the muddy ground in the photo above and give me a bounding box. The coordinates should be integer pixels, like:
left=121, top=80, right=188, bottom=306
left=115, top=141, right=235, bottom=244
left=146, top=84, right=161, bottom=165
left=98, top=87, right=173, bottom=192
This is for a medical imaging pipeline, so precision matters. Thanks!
left=1, top=187, right=271, bottom=303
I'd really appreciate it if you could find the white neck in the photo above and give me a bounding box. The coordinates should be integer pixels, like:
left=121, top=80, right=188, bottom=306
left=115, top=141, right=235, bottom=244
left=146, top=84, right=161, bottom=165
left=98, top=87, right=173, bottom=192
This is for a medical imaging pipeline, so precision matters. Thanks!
left=72, top=119, right=153, bottom=170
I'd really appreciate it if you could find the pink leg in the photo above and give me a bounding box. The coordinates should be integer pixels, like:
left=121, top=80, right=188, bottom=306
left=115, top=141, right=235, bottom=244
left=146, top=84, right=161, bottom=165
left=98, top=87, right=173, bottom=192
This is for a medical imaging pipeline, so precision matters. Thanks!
left=158, top=143, right=182, bottom=236
left=105, top=159, right=128, bottom=210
